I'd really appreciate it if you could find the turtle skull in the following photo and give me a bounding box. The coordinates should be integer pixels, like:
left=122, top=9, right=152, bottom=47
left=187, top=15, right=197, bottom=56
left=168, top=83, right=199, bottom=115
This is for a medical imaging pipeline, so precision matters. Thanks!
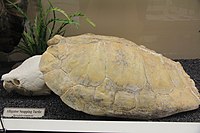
left=1, top=55, right=51, bottom=96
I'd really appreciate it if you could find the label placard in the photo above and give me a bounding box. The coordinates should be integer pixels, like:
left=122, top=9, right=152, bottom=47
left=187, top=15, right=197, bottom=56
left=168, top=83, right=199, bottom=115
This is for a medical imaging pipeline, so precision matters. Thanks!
left=3, top=108, right=45, bottom=118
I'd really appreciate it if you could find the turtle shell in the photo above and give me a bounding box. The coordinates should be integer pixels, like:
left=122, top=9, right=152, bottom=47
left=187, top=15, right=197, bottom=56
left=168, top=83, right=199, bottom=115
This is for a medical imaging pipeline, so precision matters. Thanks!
left=39, top=34, right=200, bottom=119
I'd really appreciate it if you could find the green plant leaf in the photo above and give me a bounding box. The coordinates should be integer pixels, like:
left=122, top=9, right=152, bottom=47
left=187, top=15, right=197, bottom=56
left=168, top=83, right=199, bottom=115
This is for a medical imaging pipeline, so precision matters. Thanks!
left=70, top=12, right=84, bottom=17
left=51, top=7, right=71, bottom=21
left=8, top=0, right=95, bottom=56
left=47, top=18, right=70, bottom=25
left=47, top=0, right=56, bottom=39
left=85, top=17, right=96, bottom=27
left=6, top=0, right=28, bottom=19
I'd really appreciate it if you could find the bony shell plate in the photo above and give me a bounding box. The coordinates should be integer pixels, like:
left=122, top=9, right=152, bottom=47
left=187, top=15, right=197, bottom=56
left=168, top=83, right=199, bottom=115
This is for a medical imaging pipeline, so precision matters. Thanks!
left=39, top=34, right=200, bottom=119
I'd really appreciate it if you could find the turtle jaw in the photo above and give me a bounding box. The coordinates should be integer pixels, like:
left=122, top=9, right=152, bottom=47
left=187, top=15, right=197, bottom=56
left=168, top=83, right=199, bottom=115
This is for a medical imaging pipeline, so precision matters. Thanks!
left=1, top=74, right=22, bottom=93
left=3, top=80, right=24, bottom=94
left=2, top=80, right=33, bottom=96
left=3, top=80, right=15, bottom=92
left=2, top=79, right=51, bottom=96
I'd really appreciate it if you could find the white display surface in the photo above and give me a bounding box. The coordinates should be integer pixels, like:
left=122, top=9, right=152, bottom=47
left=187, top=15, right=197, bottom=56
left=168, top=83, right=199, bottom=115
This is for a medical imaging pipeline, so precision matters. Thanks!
left=0, top=118, right=200, bottom=133
left=0, top=121, right=2, bottom=130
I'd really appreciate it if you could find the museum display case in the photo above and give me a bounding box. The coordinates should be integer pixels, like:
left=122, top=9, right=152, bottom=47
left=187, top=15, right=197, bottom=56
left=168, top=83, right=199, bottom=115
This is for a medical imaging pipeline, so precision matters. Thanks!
left=0, top=0, right=200, bottom=132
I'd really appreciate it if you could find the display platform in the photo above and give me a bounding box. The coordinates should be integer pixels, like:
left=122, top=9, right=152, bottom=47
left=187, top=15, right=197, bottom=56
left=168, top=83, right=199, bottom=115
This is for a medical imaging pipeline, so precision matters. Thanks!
left=0, top=59, right=200, bottom=122
left=0, top=59, right=200, bottom=132
left=0, top=59, right=200, bottom=133
left=0, top=118, right=200, bottom=133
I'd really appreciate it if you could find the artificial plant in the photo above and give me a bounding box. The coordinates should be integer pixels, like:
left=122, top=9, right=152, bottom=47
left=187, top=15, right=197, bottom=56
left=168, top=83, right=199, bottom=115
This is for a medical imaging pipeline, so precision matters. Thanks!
left=7, top=0, right=95, bottom=56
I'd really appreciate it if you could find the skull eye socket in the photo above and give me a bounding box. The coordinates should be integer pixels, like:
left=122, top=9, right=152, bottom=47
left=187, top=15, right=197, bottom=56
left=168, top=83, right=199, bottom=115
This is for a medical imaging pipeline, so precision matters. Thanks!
left=13, top=79, right=20, bottom=85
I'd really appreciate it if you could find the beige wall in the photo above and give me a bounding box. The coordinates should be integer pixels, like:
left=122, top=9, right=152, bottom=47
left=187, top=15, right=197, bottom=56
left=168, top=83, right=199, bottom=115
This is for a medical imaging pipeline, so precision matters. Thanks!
left=42, top=0, right=200, bottom=59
